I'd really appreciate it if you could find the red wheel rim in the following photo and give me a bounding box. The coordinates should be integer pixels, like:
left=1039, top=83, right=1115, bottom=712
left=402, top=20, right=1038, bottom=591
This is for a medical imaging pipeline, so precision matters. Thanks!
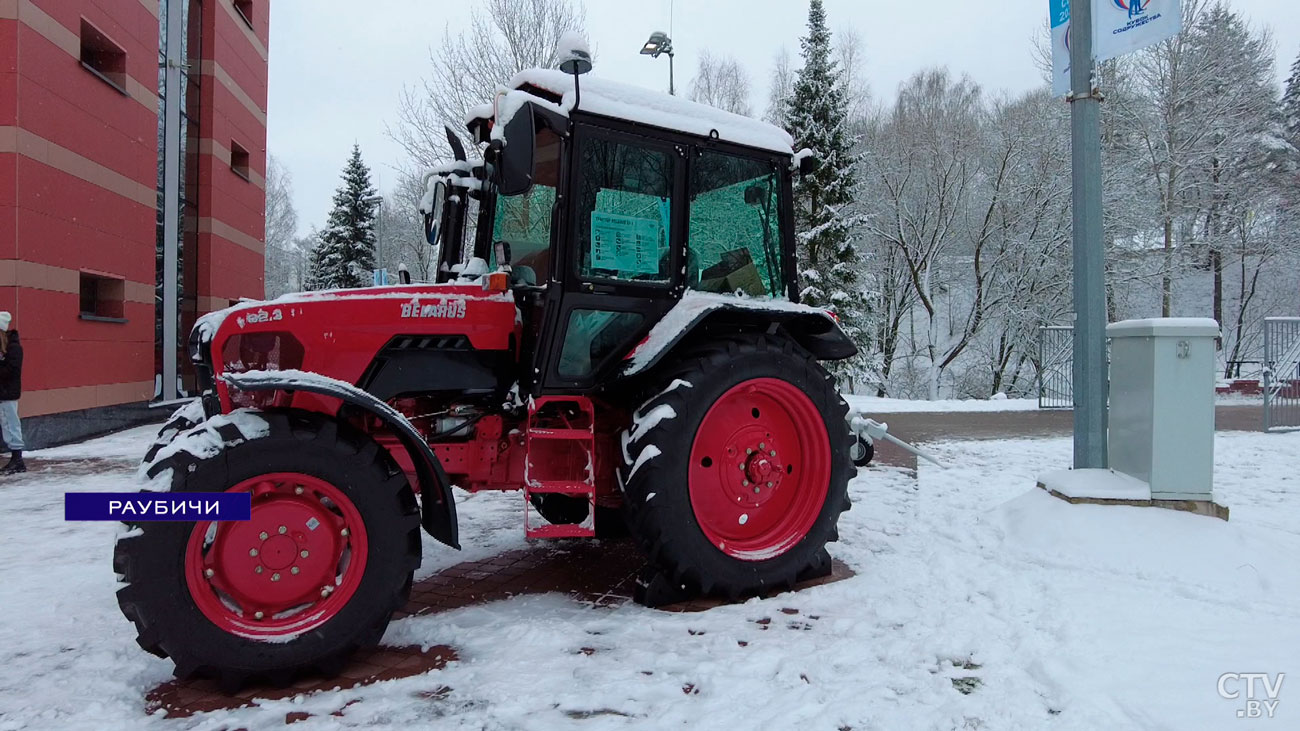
left=184, top=473, right=368, bottom=640
left=688, top=378, right=831, bottom=561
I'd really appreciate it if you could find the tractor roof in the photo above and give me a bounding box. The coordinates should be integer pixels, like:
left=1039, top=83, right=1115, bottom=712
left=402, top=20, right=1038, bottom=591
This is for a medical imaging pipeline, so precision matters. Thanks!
left=465, top=68, right=794, bottom=156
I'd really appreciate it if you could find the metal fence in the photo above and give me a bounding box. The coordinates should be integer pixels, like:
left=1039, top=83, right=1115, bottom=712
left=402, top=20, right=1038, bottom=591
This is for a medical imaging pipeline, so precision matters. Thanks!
left=1038, top=325, right=1074, bottom=409
left=1264, top=317, right=1300, bottom=431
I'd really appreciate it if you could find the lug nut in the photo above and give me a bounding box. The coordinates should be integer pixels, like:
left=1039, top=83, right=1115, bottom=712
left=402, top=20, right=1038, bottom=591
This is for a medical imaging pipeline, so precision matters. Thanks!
left=278, top=526, right=287, bottom=535
left=341, top=528, right=349, bottom=537
left=300, top=550, right=309, bottom=558
left=294, top=486, right=304, bottom=495
left=770, top=451, right=777, bottom=457
left=291, top=567, right=300, bottom=575
left=255, top=566, right=264, bottom=574
left=259, top=531, right=268, bottom=540
left=204, top=568, right=214, bottom=578
left=747, top=448, right=754, bottom=455
left=742, top=480, right=749, bottom=486
left=753, top=487, right=761, bottom=494
left=249, top=548, right=259, bottom=557
left=767, top=482, right=774, bottom=488
left=271, top=573, right=281, bottom=582
left=320, top=586, right=332, bottom=597
left=759, top=442, right=766, bottom=450
left=254, top=611, right=264, bottom=620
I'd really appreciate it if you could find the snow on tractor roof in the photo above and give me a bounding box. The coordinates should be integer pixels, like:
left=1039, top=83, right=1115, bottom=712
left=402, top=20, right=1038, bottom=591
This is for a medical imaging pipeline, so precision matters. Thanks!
left=504, top=68, right=795, bottom=155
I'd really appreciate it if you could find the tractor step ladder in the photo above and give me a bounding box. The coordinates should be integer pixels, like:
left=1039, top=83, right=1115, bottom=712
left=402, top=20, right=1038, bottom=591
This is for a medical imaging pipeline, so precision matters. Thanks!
left=524, top=396, right=596, bottom=538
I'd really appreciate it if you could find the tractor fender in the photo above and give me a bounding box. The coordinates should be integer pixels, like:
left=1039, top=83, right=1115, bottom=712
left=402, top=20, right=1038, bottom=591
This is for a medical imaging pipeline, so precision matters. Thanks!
left=222, top=369, right=460, bottom=550
left=621, top=294, right=858, bottom=378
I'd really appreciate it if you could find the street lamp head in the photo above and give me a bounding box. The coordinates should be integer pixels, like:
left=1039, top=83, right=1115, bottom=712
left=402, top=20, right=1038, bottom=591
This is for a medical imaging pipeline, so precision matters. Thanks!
left=640, top=31, right=672, bottom=58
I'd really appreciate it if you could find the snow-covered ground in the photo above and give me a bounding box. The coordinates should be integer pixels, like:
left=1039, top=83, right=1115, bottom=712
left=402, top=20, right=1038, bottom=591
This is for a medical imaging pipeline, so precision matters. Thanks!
left=846, top=393, right=1267, bottom=412
left=1, top=428, right=1297, bottom=730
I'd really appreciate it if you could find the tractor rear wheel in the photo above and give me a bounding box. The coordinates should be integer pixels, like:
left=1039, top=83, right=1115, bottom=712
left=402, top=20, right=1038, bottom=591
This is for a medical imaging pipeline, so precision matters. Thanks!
left=618, top=335, right=852, bottom=598
left=114, top=411, right=420, bottom=689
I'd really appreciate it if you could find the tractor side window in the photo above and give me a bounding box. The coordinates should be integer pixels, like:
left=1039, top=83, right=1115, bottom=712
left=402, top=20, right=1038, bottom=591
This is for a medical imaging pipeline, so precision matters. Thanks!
left=558, top=309, right=645, bottom=378
left=491, top=127, right=561, bottom=283
left=575, top=136, right=674, bottom=283
left=687, top=152, right=786, bottom=297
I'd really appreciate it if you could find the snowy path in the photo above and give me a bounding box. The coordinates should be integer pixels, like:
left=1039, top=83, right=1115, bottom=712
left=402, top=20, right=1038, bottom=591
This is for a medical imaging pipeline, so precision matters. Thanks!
left=0, top=430, right=1296, bottom=729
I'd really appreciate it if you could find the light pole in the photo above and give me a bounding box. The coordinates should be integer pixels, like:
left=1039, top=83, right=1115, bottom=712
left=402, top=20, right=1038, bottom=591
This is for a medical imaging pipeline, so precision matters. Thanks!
left=639, top=31, right=674, bottom=96
left=362, top=193, right=385, bottom=283
left=1067, top=0, right=1107, bottom=469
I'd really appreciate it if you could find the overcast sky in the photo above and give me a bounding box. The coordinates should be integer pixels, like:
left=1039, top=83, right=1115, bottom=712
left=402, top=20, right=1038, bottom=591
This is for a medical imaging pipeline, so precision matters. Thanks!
left=267, top=0, right=1298, bottom=238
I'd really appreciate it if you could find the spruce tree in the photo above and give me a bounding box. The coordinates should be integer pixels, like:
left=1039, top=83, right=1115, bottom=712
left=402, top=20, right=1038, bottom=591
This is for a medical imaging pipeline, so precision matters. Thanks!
left=1283, top=50, right=1300, bottom=145
left=306, top=144, right=379, bottom=290
left=784, top=0, right=873, bottom=387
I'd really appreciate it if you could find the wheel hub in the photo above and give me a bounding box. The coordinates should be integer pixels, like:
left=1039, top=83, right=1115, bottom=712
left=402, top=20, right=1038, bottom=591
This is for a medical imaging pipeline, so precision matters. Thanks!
left=185, top=473, right=368, bottom=639
left=744, top=450, right=781, bottom=488
left=688, top=378, right=832, bottom=561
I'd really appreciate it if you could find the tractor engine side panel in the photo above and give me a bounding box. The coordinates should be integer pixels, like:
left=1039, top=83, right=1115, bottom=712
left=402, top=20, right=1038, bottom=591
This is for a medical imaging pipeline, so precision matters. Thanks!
left=205, top=288, right=520, bottom=415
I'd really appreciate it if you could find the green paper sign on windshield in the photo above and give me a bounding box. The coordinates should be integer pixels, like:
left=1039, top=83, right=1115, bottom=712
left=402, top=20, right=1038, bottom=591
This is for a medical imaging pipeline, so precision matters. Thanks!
left=591, top=212, right=661, bottom=276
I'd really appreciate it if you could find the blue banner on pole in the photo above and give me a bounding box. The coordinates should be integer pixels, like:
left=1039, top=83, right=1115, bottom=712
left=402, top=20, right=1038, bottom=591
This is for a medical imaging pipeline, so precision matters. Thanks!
left=65, top=492, right=252, bottom=521
left=1049, top=0, right=1072, bottom=95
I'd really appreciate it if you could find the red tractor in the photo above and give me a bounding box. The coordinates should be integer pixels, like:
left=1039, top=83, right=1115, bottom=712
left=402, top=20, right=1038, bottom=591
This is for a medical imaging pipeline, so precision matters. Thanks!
left=114, top=62, right=858, bottom=687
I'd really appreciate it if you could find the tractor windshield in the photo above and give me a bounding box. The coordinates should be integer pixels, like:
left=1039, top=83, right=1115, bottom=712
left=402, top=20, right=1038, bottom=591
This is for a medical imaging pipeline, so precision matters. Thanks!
left=489, top=126, right=562, bottom=284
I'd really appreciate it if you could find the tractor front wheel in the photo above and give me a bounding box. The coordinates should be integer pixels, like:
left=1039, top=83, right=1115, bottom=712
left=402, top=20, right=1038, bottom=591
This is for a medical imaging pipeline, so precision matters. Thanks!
left=114, top=411, right=420, bottom=688
left=618, top=335, right=852, bottom=598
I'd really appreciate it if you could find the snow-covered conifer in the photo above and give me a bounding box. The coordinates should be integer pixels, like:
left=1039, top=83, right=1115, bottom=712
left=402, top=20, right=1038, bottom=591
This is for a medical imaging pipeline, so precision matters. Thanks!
left=307, top=145, right=379, bottom=291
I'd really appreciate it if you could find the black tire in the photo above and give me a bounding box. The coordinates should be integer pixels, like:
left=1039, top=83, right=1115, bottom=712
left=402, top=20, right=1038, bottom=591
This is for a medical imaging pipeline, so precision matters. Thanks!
left=849, top=434, right=874, bottom=467
left=141, top=402, right=205, bottom=465
left=529, top=494, right=629, bottom=539
left=617, top=335, right=852, bottom=598
left=114, top=410, right=421, bottom=689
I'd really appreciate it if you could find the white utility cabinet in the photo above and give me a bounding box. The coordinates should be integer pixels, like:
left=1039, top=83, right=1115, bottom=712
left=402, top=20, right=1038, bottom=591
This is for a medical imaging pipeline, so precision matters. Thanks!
left=1106, top=318, right=1220, bottom=502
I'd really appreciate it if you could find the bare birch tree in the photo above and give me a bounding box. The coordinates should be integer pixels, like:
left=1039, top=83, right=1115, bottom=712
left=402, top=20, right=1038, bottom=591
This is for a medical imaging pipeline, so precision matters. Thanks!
left=263, top=156, right=308, bottom=297
left=390, top=0, right=586, bottom=169
left=764, top=47, right=794, bottom=126
left=689, top=51, right=752, bottom=115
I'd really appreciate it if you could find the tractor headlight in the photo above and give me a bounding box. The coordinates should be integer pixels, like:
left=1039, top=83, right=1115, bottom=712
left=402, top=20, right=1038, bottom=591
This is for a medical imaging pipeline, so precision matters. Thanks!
left=220, top=332, right=305, bottom=375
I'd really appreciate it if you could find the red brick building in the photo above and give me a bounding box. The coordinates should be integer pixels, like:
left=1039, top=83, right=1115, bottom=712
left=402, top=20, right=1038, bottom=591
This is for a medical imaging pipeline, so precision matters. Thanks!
left=0, top=0, right=268, bottom=446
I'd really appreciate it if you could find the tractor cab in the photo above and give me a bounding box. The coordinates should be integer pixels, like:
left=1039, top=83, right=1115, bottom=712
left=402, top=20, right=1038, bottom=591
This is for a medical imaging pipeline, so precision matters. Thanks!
left=423, top=67, right=820, bottom=394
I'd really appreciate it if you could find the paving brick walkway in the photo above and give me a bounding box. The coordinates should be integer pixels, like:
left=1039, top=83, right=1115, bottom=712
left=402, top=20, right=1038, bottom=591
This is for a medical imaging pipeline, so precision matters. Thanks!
left=146, top=539, right=853, bottom=719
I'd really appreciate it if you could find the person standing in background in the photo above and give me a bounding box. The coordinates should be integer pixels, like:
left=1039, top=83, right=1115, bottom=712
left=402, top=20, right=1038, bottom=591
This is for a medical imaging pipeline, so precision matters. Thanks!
left=0, top=311, right=25, bottom=474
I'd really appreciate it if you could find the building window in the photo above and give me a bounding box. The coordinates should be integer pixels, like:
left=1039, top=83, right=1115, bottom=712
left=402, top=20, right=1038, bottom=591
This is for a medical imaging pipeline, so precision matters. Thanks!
left=79, top=272, right=127, bottom=321
left=233, top=0, right=254, bottom=28
left=80, top=20, right=128, bottom=95
left=230, top=140, right=251, bottom=181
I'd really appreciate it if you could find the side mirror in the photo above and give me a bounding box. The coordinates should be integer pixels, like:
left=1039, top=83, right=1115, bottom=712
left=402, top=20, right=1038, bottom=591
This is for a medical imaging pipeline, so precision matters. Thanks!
left=423, top=180, right=445, bottom=246
left=494, top=240, right=512, bottom=269
left=799, top=154, right=819, bottom=177
left=496, top=104, right=536, bottom=196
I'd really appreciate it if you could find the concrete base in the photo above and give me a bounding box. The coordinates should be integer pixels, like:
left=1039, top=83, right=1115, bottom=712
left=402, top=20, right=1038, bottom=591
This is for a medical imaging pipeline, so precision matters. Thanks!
left=1036, top=483, right=1230, bottom=521
left=1036, top=468, right=1228, bottom=521
left=19, top=400, right=164, bottom=450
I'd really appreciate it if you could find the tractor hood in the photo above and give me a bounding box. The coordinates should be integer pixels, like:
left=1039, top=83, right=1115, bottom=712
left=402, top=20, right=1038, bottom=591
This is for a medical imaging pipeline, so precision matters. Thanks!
left=191, top=284, right=519, bottom=402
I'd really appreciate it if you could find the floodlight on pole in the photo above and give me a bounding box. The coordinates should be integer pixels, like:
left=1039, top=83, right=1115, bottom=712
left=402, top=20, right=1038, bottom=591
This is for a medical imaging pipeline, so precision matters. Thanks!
left=639, top=31, right=675, bottom=96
